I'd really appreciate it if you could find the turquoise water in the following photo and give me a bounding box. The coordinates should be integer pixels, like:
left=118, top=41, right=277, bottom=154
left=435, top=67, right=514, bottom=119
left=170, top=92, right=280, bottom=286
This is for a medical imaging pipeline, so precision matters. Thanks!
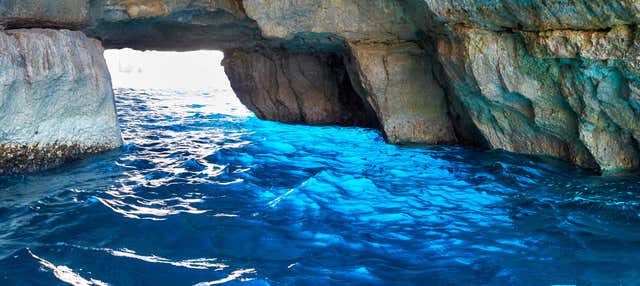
left=1, top=88, right=640, bottom=285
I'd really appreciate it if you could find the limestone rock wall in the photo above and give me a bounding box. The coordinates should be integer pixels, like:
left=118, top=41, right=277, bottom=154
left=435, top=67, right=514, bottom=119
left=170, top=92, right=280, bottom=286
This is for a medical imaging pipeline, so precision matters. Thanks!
left=0, top=29, right=122, bottom=174
left=0, top=0, right=90, bottom=28
left=423, top=0, right=640, bottom=30
left=241, top=0, right=420, bottom=42
left=345, top=40, right=456, bottom=144
left=225, top=1, right=458, bottom=145
left=86, top=0, right=262, bottom=51
left=1, top=0, right=640, bottom=174
left=422, top=0, right=640, bottom=173
left=222, top=49, right=377, bottom=127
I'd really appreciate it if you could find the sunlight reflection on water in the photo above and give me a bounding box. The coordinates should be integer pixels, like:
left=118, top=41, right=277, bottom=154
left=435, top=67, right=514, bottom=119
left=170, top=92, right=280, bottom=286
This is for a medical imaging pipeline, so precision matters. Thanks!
left=0, top=87, right=639, bottom=285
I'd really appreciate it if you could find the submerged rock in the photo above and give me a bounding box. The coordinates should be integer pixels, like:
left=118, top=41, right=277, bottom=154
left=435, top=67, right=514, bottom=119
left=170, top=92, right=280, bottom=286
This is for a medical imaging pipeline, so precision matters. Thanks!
left=0, top=29, right=121, bottom=174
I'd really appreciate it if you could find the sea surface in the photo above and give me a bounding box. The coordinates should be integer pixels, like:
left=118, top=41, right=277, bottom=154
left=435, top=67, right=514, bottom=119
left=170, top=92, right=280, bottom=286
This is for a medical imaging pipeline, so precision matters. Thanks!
left=1, top=88, right=640, bottom=285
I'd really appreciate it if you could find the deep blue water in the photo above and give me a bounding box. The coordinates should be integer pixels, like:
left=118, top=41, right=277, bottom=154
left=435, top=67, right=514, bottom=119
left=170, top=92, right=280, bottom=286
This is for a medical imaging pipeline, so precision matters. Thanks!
left=1, top=88, right=640, bottom=285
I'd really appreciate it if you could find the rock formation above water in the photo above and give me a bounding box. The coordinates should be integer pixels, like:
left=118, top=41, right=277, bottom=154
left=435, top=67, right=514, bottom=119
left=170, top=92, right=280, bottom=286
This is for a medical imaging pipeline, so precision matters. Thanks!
left=1, top=0, right=640, bottom=174
left=0, top=29, right=121, bottom=174
left=222, top=48, right=377, bottom=127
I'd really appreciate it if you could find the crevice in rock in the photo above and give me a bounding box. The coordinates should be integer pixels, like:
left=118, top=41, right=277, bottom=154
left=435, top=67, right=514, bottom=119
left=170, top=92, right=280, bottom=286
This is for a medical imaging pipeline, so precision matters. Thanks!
left=332, top=53, right=380, bottom=129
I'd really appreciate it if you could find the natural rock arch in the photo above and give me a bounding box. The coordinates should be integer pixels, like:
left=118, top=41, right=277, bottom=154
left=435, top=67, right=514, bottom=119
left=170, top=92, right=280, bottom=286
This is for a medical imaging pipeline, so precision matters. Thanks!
left=1, top=0, right=640, bottom=175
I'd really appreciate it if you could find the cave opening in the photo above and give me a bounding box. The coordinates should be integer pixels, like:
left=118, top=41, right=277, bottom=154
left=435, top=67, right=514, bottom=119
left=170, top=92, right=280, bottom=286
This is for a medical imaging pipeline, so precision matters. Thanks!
left=103, top=48, right=381, bottom=130
left=103, top=48, right=252, bottom=118
left=104, top=49, right=233, bottom=92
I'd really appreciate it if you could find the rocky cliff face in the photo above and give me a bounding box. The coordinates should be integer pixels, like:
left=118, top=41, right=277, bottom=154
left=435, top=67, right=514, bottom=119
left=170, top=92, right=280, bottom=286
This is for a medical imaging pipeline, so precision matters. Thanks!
left=222, top=48, right=377, bottom=127
left=86, top=0, right=262, bottom=50
left=1, top=0, right=640, bottom=174
left=424, top=0, right=640, bottom=30
left=346, top=40, right=456, bottom=144
left=426, top=1, right=640, bottom=173
left=435, top=27, right=640, bottom=173
left=0, top=29, right=121, bottom=174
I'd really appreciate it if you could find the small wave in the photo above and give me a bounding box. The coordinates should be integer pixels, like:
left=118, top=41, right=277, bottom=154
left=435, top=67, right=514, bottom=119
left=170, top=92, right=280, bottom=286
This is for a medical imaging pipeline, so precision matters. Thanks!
left=51, top=242, right=228, bottom=271
left=2, top=88, right=640, bottom=285
left=96, top=194, right=207, bottom=221
left=27, top=249, right=109, bottom=286
left=193, top=268, right=257, bottom=286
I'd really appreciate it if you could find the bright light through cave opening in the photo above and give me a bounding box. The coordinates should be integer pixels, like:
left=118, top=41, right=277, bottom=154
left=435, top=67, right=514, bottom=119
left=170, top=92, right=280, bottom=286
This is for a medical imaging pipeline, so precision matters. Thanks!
left=103, top=49, right=251, bottom=117
left=104, top=49, right=232, bottom=91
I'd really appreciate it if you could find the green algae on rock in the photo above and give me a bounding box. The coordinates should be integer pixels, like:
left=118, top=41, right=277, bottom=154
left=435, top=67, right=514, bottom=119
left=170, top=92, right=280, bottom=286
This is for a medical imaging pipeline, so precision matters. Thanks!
left=0, top=143, right=118, bottom=174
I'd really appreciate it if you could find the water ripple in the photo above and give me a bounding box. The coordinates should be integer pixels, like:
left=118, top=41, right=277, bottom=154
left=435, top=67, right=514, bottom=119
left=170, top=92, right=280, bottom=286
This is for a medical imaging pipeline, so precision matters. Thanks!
left=0, top=88, right=639, bottom=285
left=28, top=249, right=109, bottom=286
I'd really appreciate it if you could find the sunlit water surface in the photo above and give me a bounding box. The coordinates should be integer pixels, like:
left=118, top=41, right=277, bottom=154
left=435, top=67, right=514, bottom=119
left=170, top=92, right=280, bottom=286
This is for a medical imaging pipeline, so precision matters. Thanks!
left=1, top=88, right=640, bottom=285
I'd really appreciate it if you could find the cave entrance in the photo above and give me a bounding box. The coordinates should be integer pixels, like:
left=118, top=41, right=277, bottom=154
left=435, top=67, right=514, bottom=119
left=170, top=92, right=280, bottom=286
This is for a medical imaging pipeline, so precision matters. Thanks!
left=104, top=49, right=233, bottom=92
left=104, top=49, right=380, bottom=129
left=103, top=48, right=251, bottom=117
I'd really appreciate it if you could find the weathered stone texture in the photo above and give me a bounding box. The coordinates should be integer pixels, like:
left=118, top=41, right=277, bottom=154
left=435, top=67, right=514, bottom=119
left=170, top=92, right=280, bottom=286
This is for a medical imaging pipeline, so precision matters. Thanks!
left=0, top=0, right=90, bottom=28
left=423, top=0, right=640, bottom=31
left=222, top=49, right=377, bottom=127
left=242, top=0, right=420, bottom=42
left=102, top=0, right=246, bottom=20
left=346, top=41, right=457, bottom=144
left=1, top=0, right=640, bottom=174
left=436, top=26, right=640, bottom=172
left=87, top=0, right=261, bottom=51
left=0, top=1, right=261, bottom=51
left=0, top=29, right=122, bottom=174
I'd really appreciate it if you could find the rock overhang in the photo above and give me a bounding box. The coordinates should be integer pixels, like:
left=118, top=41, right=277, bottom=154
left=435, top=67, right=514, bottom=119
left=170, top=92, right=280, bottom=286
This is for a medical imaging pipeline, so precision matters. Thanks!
left=2, top=0, right=640, bottom=174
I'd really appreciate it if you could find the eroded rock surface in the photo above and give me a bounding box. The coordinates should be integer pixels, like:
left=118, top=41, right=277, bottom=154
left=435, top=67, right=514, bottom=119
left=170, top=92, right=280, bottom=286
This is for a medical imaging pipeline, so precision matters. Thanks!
left=87, top=0, right=262, bottom=50
left=436, top=26, right=640, bottom=173
left=346, top=40, right=456, bottom=144
left=223, top=48, right=377, bottom=127
left=423, top=0, right=640, bottom=30
left=242, top=0, right=420, bottom=42
left=0, top=0, right=90, bottom=28
left=0, top=29, right=122, bottom=174
left=1, top=0, right=640, bottom=174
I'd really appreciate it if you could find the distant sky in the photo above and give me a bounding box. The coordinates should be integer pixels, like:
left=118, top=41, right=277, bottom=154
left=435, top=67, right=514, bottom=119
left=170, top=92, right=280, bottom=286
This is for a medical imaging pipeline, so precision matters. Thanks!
left=104, top=49, right=231, bottom=90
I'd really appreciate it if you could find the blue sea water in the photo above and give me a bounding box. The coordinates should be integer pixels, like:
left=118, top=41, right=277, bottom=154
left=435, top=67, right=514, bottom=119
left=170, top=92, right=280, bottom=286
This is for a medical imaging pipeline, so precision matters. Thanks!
left=1, top=88, right=640, bottom=285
